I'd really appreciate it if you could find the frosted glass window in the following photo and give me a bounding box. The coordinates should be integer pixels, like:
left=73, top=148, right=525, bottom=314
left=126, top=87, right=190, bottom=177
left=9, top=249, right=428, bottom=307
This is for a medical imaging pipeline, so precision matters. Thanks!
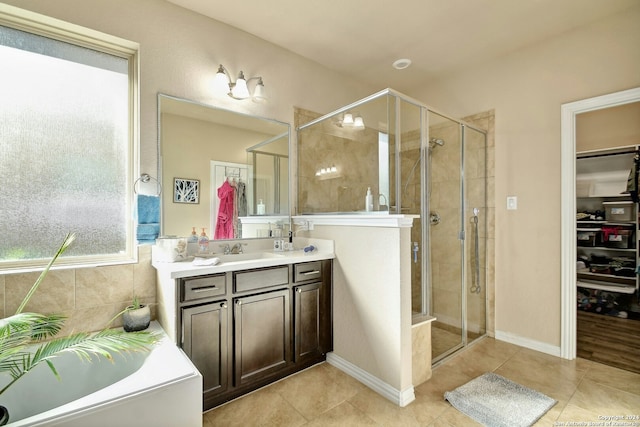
left=0, top=21, right=137, bottom=270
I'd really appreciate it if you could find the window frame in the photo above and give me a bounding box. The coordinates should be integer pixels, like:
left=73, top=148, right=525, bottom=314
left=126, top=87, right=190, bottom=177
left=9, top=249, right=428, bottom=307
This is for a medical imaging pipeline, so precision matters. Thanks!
left=0, top=3, right=140, bottom=273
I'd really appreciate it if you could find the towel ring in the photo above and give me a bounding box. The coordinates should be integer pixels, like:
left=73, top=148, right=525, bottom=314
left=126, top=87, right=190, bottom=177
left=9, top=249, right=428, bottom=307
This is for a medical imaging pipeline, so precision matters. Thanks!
left=134, top=173, right=162, bottom=196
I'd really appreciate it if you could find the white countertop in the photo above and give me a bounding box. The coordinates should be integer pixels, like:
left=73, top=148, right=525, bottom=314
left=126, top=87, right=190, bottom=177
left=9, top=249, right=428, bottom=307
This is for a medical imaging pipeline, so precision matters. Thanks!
left=152, top=237, right=335, bottom=279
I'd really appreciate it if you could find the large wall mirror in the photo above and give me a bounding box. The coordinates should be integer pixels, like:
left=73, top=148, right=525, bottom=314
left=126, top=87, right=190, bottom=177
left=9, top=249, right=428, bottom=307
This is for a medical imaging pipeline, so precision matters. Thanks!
left=158, top=94, right=290, bottom=241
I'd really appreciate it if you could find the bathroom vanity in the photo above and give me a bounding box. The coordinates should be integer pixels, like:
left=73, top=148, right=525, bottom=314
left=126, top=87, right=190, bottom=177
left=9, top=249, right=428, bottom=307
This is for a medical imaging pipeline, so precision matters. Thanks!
left=153, top=240, right=334, bottom=410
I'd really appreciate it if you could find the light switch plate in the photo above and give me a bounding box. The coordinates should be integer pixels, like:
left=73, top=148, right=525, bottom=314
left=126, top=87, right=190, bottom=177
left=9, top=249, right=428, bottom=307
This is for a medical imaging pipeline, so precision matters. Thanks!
left=507, top=196, right=518, bottom=210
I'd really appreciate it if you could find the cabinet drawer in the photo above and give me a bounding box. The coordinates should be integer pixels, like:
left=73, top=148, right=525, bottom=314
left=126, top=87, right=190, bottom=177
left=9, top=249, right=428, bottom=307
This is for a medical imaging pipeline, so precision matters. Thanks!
left=182, top=274, right=226, bottom=302
left=294, top=261, right=322, bottom=282
left=234, top=266, right=289, bottom=293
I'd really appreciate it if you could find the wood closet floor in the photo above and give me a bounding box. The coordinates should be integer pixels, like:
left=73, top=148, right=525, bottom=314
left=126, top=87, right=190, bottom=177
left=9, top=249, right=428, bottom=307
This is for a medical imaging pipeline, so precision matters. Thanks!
left=577, top=310, right=640, bottom=374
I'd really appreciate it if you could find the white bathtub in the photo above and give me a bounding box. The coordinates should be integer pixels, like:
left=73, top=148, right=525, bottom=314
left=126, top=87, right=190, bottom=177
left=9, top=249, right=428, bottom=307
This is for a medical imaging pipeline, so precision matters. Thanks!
left=0, top=322, right=202, bottom=427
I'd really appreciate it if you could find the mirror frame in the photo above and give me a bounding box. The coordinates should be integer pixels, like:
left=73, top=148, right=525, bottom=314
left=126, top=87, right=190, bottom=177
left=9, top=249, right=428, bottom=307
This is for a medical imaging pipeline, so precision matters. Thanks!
left=157, top=93, right=291, bottom=241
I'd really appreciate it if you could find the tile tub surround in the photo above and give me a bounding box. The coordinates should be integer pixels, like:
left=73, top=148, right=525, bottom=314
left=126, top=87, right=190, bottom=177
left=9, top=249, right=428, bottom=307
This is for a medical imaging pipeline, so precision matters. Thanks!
left=0, top=245, right=156, bottom=335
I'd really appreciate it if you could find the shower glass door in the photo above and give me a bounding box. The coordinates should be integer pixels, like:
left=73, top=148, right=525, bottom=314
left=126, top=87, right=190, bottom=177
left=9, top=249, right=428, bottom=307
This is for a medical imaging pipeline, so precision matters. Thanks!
left=463, top=125, right=487, bottom=343
left=428, top=111, right=464, bottom=362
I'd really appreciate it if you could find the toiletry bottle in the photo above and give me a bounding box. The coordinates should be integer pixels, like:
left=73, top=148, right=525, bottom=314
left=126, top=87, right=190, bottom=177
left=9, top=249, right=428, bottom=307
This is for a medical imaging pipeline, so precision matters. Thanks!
left=365, top=187, right=373, bottom=212
left=257, top=199, right=266, bottom=215
left=198, top=228, right=209, bottom=254
left=187, top=227, right=198, bottom=256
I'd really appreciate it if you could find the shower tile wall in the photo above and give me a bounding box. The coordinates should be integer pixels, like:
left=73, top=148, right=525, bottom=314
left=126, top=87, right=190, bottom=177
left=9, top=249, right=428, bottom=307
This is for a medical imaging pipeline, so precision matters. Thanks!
left=428, top=118, right=464, bottom=330
left=296, top=107, right=380, bottom=213
left=0, top=245, right=156, bottom=335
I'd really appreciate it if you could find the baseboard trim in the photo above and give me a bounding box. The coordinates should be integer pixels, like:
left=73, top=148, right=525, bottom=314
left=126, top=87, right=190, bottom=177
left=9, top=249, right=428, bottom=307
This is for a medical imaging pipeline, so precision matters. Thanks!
left=326, top=352, right=415, bottom=407
left=495, top=330, right=561, bottom=357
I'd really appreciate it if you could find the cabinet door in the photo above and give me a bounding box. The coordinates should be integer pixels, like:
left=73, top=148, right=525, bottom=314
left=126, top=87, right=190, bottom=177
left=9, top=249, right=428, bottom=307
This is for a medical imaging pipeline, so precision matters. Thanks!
left=234, top=289, right=290, bottom=386
left=294, top=282, right=322, bottom=362
left=182, top=301, right=228, bottom=395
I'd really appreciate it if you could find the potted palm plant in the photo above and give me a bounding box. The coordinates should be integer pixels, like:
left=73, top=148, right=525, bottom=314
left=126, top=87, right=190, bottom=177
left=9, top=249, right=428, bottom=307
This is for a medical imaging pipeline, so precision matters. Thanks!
left=0, top=233, right=159, bottom=425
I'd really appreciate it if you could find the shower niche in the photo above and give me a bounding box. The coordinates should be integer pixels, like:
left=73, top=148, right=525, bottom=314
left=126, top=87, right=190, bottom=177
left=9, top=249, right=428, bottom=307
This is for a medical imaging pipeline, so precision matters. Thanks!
left=297, top=89, right=489, bottom=363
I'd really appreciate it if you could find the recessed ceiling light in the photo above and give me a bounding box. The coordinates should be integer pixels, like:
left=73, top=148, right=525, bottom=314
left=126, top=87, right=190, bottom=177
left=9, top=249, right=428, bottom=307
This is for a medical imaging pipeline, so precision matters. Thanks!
left=392, top=58, right=412, bottom=70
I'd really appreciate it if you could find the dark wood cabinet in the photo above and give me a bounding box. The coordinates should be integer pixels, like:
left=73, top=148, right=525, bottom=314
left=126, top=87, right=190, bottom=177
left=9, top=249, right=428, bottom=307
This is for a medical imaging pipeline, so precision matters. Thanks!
left=294, top=282, right=321, bottom=362
left=178, top=259, right=332, bottom=411
left=234, top=289, right=290, bottom=385
left=181, top=301, right=228, bottom=395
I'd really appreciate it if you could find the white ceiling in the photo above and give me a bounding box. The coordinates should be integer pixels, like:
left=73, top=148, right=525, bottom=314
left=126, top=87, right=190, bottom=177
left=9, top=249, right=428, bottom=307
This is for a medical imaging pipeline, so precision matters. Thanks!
left=166, top=0, right=637, bottom=93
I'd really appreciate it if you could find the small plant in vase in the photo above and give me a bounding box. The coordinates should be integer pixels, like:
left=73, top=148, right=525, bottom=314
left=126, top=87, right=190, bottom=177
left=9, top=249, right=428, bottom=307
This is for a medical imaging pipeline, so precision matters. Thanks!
left=122, top=296, right=151, bottom=332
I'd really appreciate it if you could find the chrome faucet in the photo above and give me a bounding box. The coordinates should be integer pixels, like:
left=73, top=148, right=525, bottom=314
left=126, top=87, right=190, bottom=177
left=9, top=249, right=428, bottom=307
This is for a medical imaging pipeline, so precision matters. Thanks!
left=231, top=243, right=244, bottom=254
left=220, top=244, right=231, bottom=255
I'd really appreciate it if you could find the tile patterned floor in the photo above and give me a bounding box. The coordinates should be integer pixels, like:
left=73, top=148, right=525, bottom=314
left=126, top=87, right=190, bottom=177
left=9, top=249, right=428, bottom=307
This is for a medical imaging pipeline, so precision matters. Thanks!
left=203, top=337, right=640, bottom=426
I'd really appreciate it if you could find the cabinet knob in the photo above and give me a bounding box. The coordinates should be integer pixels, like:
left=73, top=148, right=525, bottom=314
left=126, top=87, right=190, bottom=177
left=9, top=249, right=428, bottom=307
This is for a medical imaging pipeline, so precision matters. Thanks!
left=296, top=288, right=302, bottom=293
left=236, top=300, right=242, bottom=306
left=221, top=303, right=227, bottom=309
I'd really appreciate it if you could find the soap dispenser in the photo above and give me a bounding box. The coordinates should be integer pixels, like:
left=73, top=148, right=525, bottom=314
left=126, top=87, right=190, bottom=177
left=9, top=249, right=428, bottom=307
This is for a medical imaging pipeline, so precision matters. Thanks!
left=198, top=228, right=209, bottom=254
left=257, top=199, right=266, bottom=215
left=365, top=187, right=373, bottom=212
left=187, top=227, right=198, bottom=256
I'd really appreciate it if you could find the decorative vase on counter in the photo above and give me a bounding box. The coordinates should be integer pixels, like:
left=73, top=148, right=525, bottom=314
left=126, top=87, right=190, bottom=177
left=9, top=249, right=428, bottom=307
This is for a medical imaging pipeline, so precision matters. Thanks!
left=122, top=305, right=151, bottom=332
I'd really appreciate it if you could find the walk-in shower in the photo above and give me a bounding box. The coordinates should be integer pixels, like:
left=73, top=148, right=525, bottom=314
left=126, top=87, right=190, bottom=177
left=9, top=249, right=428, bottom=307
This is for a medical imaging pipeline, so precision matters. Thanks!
left=296, top=89, right=488, bottom=364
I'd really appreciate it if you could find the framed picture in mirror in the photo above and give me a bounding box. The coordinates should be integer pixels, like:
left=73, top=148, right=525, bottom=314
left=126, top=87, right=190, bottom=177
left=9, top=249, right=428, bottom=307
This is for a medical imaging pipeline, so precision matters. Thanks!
left=174, top=178, right=199, bottom=204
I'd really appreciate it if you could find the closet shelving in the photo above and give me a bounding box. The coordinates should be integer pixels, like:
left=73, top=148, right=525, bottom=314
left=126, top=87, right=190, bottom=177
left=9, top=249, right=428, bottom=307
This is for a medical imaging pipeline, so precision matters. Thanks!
left=576, top=148, right=639, bottom=297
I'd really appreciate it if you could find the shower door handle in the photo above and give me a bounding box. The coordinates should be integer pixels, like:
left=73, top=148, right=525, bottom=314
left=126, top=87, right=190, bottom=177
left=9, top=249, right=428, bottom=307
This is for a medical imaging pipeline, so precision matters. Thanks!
left=470, top=208, right=481, bottom=294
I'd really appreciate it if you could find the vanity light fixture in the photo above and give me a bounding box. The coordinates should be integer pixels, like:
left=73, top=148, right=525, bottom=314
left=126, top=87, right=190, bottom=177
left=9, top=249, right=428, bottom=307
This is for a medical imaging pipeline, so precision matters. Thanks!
left=315, top=165, right=338, bottom=177
left=213, top=64, right=267, bottom=103
left=336, top=112, right=365, bottom=129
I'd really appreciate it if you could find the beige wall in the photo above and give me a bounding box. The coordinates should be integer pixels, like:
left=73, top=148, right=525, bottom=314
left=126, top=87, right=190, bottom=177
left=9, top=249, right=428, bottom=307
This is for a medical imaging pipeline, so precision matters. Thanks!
left=414, top=6, right=640, bottom=349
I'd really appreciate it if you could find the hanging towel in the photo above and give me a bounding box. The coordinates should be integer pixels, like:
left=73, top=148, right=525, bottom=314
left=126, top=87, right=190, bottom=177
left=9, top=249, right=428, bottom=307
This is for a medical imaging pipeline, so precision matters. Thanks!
left=136, top=194, right=160, bottom=244
left=214, top=180, right=235, bottom=239
left=137, top=195, right=160, bottom=224
left=237, top=181, right=247, bottom=217
left=137, top=223, right=160, bottom=244
left=625, top=154, right=639, bottom=203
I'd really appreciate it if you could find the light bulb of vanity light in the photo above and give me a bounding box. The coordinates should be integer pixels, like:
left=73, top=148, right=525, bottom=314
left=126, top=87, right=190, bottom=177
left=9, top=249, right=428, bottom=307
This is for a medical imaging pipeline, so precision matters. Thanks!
left=342, top=113, right=354, bottom=126
left=213, top=64, right=231, bottom=96
left=330, top=166, right=337, bottom=173
left=252, top=78, right=267, bottom=103
left=353, top=115, right=365, bottom=129
left=231, top=71, right=250, bottom=99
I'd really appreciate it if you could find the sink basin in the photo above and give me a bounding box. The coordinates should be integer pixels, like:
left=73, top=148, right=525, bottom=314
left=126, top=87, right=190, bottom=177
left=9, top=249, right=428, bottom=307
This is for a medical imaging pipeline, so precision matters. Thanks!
left=217, top=252, right=286, bottom=263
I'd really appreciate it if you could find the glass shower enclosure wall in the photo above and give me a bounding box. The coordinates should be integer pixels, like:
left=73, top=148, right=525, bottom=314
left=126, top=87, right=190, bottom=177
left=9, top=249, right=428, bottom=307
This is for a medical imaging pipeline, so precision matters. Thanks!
left=297, top=89, right=488, bottom=363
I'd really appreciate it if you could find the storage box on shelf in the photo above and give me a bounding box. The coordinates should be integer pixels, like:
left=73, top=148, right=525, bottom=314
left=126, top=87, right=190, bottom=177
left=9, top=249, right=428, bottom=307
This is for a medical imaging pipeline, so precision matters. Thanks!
left=603, top=201, right=635, bottom=222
